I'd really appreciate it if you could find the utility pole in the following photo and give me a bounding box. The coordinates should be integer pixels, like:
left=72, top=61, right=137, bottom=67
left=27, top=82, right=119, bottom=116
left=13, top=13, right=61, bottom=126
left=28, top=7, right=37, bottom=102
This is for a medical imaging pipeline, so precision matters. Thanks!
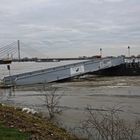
left=17, top=40, right=21, bottom=61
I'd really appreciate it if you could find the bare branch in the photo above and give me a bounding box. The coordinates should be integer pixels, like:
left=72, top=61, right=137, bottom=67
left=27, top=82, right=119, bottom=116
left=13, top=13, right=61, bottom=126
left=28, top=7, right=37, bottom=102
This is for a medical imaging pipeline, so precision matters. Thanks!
left=81, top=105, right=140, bottom=140
left=40, top=84, right=63, bottom=120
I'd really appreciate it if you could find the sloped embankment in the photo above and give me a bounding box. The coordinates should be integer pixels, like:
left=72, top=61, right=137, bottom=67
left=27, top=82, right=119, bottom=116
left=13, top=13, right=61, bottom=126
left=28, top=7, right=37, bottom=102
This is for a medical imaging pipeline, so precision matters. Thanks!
left=0, top=104, right=82, bottom=140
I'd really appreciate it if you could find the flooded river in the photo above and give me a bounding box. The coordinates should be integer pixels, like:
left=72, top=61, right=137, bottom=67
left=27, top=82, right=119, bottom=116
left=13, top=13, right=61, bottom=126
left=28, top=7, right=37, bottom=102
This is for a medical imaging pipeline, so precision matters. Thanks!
left=0, top=61, right=140, bottom=137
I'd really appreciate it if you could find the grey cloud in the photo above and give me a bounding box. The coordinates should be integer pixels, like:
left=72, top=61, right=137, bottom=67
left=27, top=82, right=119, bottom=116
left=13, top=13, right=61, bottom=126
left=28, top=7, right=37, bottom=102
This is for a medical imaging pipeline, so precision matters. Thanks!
left=0, top=0, right=140, bottom=57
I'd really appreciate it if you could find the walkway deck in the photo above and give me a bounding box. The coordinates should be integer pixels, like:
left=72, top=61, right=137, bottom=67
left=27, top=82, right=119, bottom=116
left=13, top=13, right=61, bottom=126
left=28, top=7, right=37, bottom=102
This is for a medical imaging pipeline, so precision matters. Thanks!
left=3, top=57, right=124, bottom=86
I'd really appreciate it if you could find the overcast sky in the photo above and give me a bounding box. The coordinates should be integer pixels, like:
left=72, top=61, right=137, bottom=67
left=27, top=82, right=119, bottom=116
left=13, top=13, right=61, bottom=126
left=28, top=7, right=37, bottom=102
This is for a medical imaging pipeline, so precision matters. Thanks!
left=0, top=0, right=140, bottom=57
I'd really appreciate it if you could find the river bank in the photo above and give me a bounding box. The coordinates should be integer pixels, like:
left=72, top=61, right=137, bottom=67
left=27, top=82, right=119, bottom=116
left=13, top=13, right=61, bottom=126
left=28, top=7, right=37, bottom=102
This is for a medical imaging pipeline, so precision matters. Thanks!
left=0, top=104, right=83, bottom=140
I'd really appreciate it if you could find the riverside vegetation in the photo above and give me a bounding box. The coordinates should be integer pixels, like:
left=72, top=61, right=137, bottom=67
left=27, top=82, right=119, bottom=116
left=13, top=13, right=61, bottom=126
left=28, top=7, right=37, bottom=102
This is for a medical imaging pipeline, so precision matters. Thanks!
left=0, top=104, right=82, bottom=140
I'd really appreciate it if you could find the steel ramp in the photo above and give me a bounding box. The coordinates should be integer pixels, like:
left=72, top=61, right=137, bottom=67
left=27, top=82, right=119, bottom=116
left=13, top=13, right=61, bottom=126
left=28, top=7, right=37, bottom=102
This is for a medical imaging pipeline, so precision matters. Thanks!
left=3, top=57, right=124, bottom=86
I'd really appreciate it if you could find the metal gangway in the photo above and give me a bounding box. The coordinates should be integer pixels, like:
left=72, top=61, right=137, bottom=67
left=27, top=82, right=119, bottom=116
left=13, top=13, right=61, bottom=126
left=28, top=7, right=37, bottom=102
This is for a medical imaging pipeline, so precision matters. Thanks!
left=3, top=56, right=124, bottom=86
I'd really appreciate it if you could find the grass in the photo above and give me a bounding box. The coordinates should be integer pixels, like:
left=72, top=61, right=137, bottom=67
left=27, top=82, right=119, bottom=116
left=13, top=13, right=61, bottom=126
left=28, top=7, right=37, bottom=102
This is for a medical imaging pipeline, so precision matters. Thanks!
left=0, top=124, right=29, bottom=140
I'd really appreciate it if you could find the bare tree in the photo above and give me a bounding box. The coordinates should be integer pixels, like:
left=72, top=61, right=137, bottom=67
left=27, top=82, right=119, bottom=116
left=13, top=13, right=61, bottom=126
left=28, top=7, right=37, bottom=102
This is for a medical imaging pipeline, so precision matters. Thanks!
left=80, top=105, right=140, bottom=140
left=40, top=84, right=63, bottom=120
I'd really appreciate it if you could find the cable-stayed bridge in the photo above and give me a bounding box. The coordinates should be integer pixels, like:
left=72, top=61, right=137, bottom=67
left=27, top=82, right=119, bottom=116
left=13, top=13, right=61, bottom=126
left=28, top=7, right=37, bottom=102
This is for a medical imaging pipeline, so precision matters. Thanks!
left=0, top=41, right=107, bottom=62
left=0, top=40, right=47, bottom=60
left=0, top=41, right=125, bottom=86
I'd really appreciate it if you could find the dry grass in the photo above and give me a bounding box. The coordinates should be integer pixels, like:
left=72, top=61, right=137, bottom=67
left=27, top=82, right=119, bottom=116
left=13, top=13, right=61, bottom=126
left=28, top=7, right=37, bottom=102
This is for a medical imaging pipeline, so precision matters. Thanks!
left=0, top=104, right=83, bottom=140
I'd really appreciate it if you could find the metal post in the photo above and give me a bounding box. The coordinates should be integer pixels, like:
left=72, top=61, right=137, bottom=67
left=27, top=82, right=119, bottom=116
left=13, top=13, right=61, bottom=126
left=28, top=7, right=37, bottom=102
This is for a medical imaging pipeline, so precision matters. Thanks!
left=17, top=40, right=21, bottom=61
left=7, top=65, right=12, bottom=86
left=7, top=65, right=11, bottom=76
left=100, top=48, right=102, bottom=57
left=7, top=65, right=14, bottom=95
left=128, top=46, right=130, bottom=58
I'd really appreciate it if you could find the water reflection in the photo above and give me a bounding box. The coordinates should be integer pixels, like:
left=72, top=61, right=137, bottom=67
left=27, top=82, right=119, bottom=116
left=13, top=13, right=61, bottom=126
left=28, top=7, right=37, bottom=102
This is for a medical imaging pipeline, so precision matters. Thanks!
left=0, top=87, right=15, bottom=103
